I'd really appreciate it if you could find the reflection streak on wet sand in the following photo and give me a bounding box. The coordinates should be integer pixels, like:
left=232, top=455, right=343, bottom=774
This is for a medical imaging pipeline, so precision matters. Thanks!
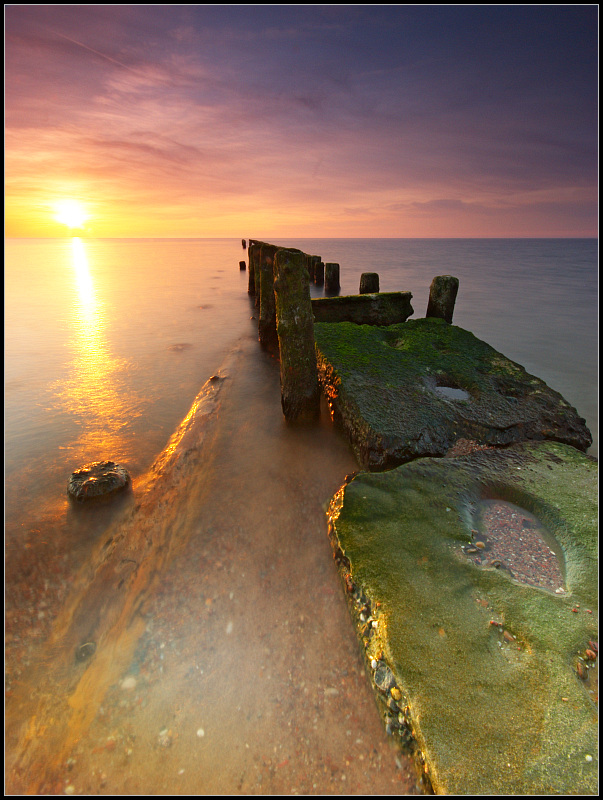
left=5, top=347, right=231, bottom=794
left=5, top=336, right=420, bottom=795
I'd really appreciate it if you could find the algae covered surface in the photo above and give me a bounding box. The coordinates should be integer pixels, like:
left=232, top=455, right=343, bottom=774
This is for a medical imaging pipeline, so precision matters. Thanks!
left=328, top=441, right=598, bottom=795
left=314, top=318, right=592, bottom=469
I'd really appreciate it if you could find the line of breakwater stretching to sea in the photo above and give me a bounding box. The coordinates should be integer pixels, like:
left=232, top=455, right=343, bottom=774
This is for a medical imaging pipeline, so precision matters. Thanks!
left=240, top=237, right=596, bottom=795
left=241, top=237, right=462, bottom=792
left=243, top=237, right=458, bottom=424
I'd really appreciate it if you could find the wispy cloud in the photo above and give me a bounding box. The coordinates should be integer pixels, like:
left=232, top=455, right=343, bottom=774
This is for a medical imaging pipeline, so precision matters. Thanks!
left=5, top=5, right=598, bottom=237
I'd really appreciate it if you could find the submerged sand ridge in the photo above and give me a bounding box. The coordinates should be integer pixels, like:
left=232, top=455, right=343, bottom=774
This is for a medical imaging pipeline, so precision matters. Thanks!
left=5, top=334, right=421, bottom=795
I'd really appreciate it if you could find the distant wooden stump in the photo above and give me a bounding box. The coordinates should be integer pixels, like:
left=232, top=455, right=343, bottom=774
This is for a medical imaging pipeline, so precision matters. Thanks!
left=360, top=273, right=379, bottom=294
left=426, top=275, right=459, bottom=324
left=325, top=263, right=340, bottom=295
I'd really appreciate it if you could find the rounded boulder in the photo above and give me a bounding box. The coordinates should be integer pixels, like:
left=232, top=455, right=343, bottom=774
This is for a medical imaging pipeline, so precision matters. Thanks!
left=68, top=460, right=131, bottom=503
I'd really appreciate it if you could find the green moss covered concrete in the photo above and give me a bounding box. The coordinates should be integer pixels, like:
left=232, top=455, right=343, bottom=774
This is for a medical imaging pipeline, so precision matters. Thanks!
left=328, top=440, right=598, bottom=795
left=314, top=318, right=592, bottom=470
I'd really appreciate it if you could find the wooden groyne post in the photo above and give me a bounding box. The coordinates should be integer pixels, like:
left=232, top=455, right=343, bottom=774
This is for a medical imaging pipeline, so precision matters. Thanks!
left=360, top=273, right=379, bottom=294
left=325, top=263, right=340, bottom=295
left=426, top=275, right=459, bottom=324
left=273, top=248, right=321, bottom=422
left=258, top=242, right=280, bottom=350
left=248, top=240, right=261, bottom=297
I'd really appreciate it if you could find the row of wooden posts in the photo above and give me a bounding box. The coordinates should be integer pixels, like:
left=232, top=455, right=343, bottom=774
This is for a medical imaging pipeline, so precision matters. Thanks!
left=239, top=238, right=459, bottom=424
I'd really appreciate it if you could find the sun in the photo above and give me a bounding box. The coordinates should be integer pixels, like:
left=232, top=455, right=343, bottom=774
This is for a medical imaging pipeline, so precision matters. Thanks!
left=54, top=199, right=88, bottom=229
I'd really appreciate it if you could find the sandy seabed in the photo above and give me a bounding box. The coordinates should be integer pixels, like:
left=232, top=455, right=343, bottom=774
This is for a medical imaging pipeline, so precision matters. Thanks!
left=5, top=333, right=421, bottom=795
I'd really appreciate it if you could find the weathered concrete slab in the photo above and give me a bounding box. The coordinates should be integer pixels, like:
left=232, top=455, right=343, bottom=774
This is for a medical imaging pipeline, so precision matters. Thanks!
left=312, top=292, right=413, bottom=326
left=314, top=318, right=592, bottom=470
left=327, top=440, right=598, bottom=795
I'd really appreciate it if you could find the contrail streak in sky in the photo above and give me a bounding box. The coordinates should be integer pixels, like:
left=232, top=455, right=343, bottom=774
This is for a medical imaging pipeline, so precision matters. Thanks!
left=54, top=30, right=141, bottom=74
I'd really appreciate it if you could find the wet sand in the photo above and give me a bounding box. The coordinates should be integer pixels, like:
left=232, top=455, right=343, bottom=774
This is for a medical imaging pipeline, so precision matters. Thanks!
left=5, top=332, right=421, bottom=795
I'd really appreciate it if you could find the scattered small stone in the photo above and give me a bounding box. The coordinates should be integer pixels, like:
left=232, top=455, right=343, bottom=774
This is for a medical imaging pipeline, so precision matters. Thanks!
left=585, top=754, right=593, bottom=762
left=64, top=786, right=75, bottom=795
left=158, top=728, right=173, bottom=747
left=121, top=676, right=137, bottom=691
left=196, top=728, right=205, bottom=738
left=391, top=687, right=402, bottom=701
left=585, top=649, right=597, bottom=661
left=474, top=541, right=486, bottom=549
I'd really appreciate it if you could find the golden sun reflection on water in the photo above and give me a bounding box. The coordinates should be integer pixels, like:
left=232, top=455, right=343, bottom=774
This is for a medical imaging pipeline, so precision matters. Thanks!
left=52, top=238, right=142, bottom=462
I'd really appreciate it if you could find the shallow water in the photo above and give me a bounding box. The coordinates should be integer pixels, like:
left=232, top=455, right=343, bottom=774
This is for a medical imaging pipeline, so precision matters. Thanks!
left=4, top=237, right=598, bottom=793
left=5, top=335, right=422, bottom=794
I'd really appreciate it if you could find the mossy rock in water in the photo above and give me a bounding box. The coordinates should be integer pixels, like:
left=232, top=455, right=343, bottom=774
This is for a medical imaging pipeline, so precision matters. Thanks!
left=314, top=318, right=592, bottom=470
left=328, top=441, right=598, bottom=795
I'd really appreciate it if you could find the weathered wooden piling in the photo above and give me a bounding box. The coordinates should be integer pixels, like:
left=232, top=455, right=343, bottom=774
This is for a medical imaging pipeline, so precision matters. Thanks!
left=273, top=248, right=321, bottom=422
left=304, top=254, right=317, bottom=283
left=258, top=243, right=280, bottom=349
left=239, top=260, right=246, bottom=270
left=426, top=275, right=459, bottom=324
left=360, top=273, right=379, bottom=294
left=314, top=261, right=325, bottom=286
left=324, top=263, right=340, bottom=295
left=242, top=238, right=247, bottom=249
left=247, top=240, right=260, bottom=296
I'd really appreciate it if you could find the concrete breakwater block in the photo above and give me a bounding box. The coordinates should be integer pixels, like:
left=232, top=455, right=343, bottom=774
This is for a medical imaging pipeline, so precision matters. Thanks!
left=327, top=440, right=598, bottom=795
left=67, top=460, right=131, bottom=503
left=312, top=292, right=413, bottom=326
left=314, top=317, right=592, bottom=470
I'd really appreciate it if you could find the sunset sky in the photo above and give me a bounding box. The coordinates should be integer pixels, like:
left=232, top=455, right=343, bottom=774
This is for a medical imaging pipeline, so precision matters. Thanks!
left=5, top=5, right=598, bottom=238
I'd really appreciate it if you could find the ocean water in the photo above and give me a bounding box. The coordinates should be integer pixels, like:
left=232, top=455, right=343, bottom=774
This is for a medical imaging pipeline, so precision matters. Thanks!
left=5, top=237, right=598, bottom=520
left=4, top=236, right=597, bottom=793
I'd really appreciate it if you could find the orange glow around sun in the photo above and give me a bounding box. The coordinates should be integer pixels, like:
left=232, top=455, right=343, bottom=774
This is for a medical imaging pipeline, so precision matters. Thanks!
left=53, top=199, right=89, bottom=230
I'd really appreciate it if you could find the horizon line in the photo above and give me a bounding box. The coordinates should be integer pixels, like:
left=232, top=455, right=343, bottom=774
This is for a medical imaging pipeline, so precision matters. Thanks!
left=5, top=235, right=599, bottom=241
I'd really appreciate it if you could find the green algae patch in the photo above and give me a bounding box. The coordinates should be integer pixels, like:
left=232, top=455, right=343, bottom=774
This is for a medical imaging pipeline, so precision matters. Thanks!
left=328, top=440, right=598, bottom=795
left=314, top=318, right=592, bottom=470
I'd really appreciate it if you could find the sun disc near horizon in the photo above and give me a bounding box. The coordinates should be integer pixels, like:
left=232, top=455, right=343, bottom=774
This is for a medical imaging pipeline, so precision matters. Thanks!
left=54, top=199, right=88, bottom=229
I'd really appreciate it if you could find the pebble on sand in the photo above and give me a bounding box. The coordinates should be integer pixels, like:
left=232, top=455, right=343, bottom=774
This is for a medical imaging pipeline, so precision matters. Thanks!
left=121, top=676, right=137, bottom=691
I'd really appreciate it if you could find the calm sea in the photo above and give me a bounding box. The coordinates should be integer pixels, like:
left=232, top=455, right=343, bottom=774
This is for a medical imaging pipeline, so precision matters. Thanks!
left=4, top=236, right=598, bottom=792
left=5, top=236, right=598, bottom=528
